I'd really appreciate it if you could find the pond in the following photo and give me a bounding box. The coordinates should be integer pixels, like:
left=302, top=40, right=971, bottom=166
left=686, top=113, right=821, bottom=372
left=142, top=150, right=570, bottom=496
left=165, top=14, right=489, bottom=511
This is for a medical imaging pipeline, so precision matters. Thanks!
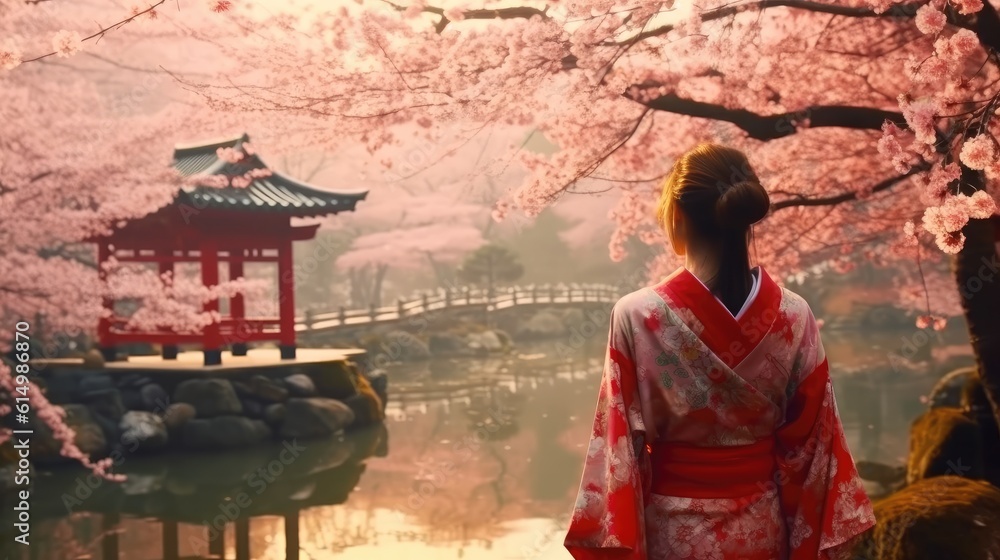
left=1, top=328, right=968, bottom=560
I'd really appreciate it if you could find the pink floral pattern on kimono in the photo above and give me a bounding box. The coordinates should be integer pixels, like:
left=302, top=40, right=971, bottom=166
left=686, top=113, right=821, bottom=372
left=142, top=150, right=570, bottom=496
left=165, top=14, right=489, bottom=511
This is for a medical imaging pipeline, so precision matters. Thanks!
left=565, top=267, right=875, bottom=560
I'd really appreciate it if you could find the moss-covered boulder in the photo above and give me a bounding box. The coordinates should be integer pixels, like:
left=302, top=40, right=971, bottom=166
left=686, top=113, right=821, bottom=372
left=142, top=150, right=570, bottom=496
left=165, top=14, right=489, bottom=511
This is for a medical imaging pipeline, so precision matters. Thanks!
left=851, top=476, right=1000, bottom=559
left=344, top=373, right=384, bottom=427
left=33, top=404, right=108, bottom=465
left=280, top=398, right=355, bottom=439
left=907, top=407, right=984, bottom=485
left=381, top=330, right=430, bottom=361
left=516, top=311, right=567, bottom=339
left=174, top=379, right=242, bottom=418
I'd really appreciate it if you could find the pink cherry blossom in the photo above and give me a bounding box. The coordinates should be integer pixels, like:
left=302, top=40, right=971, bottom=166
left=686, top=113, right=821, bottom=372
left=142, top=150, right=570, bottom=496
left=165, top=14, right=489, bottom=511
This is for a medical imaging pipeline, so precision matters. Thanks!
left=915, top=314, right=932, bottom=329
left=216, top=146, right=245, bottom=163
left=959, top=134, right=997, bottom=170
left=967, top=190, right=998, bottom=219
left=941, top=195, right=971, bottom=232
left=51, top=30, right=82, bottom=58
left=915, top=5, right=947, bottom=34
left=898, top=96, right=940, bottom=146
left=936, top=231, right=966, bottom=254
left=952, top=0, right=984, bottom=15
left=877, top=121, right=911, bottom=173
left=0, top=40, right=22, bottom=70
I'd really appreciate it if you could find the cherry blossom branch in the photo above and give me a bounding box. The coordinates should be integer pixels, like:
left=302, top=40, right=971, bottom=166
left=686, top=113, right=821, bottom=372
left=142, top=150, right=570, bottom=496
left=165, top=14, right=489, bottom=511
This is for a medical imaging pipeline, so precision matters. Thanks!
left=609, top=0, right=970, bottom=46
left=19, top=0, right=168, bottom=64
left=378, top=0, right=548, bottom=33
left=771, top=163, right=929, bottom=211
left=633, top=92, right=904, bottom=140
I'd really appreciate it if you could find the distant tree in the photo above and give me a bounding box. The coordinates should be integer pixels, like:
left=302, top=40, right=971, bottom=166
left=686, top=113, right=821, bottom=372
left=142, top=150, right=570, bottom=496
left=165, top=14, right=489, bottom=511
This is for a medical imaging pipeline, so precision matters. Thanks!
left=457, top=245, right=525, bottom=296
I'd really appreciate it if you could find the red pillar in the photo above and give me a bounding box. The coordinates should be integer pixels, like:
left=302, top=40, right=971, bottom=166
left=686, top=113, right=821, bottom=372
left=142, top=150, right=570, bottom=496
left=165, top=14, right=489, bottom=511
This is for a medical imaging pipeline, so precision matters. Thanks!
left=277, top=236, right=296, bottom=359
left=229, top=252, right=248, bottom=356
left=201, top=238, right=223, bottom=366
left=97, top=240, right=118, bottom=362
left=158, top=249, right=179, bottom=360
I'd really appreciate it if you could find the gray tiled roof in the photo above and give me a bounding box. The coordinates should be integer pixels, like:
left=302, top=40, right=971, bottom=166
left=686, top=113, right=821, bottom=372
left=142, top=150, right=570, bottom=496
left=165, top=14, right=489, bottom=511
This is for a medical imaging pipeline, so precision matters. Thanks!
left=172, top=133, right=367, bottom=216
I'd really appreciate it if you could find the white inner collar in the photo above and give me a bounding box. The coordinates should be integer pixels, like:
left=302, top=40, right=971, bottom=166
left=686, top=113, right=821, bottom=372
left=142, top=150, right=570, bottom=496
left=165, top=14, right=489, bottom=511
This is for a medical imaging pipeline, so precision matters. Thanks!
left=688, top=267, right=761, bottom=320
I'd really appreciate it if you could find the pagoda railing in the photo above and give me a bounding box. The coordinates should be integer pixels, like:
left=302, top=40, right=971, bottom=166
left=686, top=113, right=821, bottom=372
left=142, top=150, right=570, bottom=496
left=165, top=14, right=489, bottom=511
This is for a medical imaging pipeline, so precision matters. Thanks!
left=102, top=317, right=283, bottom=345
left=296, top=283, right=622, bottom=334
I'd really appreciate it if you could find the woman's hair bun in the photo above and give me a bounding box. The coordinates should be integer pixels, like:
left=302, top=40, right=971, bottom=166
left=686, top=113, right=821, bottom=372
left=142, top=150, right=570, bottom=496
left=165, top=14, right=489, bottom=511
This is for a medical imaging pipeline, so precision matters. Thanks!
left=714, top=179, right=770, bottom=230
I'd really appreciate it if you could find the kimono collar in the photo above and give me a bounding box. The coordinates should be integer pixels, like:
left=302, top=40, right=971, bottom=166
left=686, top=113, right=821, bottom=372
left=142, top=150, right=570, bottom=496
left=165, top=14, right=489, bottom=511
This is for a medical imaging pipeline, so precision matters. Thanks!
left=654, top=266, right=782, bottom=370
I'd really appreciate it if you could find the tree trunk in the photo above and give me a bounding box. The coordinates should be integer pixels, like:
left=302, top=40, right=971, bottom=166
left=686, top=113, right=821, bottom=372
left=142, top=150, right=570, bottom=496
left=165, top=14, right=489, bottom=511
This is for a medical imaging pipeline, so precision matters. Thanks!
left=955, top=169, right=1000, bottom=430
left=371, top=263, right=389, bottom=308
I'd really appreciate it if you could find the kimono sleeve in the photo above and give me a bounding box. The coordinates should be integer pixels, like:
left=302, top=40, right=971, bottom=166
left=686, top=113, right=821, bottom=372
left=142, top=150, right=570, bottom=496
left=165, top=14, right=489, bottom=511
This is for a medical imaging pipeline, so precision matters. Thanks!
left=775, top=311, right=875, bottom=560
left=564, top=303, right=650, bottom=560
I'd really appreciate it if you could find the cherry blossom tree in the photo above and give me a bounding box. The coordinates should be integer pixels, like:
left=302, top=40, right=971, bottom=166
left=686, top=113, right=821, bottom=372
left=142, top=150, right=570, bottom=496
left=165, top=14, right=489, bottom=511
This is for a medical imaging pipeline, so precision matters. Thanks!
left=190, top=0, right=1000, bottom=426
left=335, top=196, right=488, bottom=306
left=0, top=0, right=252, bottom=476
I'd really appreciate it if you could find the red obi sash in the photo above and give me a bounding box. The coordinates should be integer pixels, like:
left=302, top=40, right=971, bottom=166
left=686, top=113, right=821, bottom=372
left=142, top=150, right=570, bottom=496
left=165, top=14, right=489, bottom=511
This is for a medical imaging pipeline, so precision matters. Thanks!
left=648, top=437, right=776, bottom=499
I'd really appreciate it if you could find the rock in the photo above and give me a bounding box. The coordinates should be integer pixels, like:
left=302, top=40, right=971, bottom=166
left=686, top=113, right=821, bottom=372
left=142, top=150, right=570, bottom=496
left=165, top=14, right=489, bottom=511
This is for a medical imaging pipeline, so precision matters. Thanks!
left=478, top=330, right=504, bottom=352
left=78, top=373, right=114, bottom=395
left=561, top=308, right=586, bottom=329
left=264, top=403, right=286, bottom=427
left=428, top=333, right=468, bottom=356
left=119, top=411, right=169, bottom=452
left=231, top=380, right=252, bottom=399
left=492, top=329, right=513, bottom=349
left=89, top=410, right=122, bottom=446
left=140, top=383, right=170, bottom=412
left=117, top=374, right=153, bottom=389
left=181, top=416, right=272, bottom=450
left=311, top=363, right=359, bottom=400
left=283, top=373, right=317, bottom=398
left=34, top=404, right=108, bottom=464
left=121, top=472, right=164, bottom=496
left=162, top=403, right=197, bottom=432
left=280, top=398, right=356, bottom=439
left=249, top=375, right=288, bottom=403
left=516, top=311, right=567, bottom=339
left=0, top=442, right=30, bottom=494
left=381, top=330, right=431, bottom=361
left=907, top=407, right=984, bottom=485
left=81, top=388, right=126, bottom=422
left=174, top=379, right=242, bottom=417
left=40, top=368, right=86, bottom=404
left=363, top=369, right=389, bottom=412
left=850, top=476, right=1000, bottom=559
left=242, top=398, right=264, bottom=420
left=0, top=465, right=22, bottom=495
left=342, top=393, right=382, bottom=428
left=121, top=388, right=143, bottom=411
left=928, top=367, right=977, bottom=409
left=81, top=349, right=105, bottom=369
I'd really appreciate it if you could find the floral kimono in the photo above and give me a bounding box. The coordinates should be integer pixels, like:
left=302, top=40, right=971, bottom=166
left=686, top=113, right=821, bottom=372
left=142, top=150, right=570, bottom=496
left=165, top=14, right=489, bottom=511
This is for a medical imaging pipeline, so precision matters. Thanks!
left=565, top=267, right=875, bottom=560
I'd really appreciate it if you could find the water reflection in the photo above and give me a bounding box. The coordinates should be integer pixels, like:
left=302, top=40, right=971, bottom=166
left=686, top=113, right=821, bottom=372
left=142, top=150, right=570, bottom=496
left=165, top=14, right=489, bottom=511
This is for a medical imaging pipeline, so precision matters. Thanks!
left=4, top=334, right=964, bottom=560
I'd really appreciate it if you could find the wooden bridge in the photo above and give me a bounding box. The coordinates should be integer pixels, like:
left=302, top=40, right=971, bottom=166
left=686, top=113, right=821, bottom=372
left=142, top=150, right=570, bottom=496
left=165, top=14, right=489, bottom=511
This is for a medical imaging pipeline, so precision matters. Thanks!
left=296, top=283, right=622, bottom=335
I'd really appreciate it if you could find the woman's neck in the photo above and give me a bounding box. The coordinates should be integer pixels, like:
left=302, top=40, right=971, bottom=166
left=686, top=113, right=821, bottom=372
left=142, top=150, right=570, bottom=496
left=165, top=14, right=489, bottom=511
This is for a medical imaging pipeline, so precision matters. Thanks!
left=684, top=254, right=720, bottom=287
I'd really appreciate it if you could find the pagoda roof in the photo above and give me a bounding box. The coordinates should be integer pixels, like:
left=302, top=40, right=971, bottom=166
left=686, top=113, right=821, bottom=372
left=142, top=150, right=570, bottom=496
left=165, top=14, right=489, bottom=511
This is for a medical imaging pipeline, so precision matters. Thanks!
left=172, top=133, right=368, bottom=217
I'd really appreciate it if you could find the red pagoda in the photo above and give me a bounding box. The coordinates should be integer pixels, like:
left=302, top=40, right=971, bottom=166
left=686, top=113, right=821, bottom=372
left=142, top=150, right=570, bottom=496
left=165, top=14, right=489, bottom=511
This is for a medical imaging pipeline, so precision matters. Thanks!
left=93, top=134, right=367, bottom=365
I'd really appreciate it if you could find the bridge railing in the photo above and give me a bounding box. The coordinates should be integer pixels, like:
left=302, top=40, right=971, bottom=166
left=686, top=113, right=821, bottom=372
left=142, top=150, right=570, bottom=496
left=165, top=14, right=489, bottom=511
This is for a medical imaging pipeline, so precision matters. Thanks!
left=297, top=283, right=622, bottom=331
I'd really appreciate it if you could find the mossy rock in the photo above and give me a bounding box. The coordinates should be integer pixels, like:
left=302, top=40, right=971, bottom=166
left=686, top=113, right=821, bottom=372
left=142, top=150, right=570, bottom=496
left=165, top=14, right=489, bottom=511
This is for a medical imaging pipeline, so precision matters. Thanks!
left=308, top=362, right=359, bottom=400
left=907, top=407, right=984, bottom=485
left=852, top=476, right=1000, bottom=559
left=346, top=373, right=384, bottom=426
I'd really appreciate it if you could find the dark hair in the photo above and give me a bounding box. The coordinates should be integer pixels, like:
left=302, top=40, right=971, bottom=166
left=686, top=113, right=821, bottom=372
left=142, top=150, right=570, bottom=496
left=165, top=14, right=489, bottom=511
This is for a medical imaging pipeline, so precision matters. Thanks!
left=656, top=143, right=770, bottom=315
